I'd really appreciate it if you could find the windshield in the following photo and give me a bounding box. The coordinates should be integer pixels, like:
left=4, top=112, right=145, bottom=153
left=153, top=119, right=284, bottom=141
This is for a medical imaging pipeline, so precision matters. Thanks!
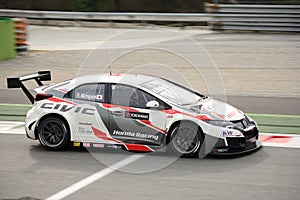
left=141, top=78, right=202, bottom=106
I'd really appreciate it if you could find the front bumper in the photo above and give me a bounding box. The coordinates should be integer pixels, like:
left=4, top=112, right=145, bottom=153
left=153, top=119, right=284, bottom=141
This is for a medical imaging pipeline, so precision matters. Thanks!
left=211, top=139, right=262, bottom=155
left=210, top=125, right=262, bottom=155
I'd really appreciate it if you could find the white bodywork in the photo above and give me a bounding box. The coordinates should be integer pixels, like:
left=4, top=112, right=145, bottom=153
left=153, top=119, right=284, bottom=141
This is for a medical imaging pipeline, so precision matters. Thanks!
left=25, top=73, right=259, bottom=153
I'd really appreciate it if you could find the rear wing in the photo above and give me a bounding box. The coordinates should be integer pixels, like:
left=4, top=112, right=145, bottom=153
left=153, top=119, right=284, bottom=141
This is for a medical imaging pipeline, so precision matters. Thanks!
left=7, top=71, right=51, bottom=104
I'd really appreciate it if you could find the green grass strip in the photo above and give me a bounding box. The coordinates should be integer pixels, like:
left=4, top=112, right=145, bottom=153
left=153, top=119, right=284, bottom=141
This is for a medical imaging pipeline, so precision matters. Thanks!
left=0, top=103, right=31, bottom=121
left=247, top=113, right=300, bottom=134
left=0, top=104, right=299, bottom=134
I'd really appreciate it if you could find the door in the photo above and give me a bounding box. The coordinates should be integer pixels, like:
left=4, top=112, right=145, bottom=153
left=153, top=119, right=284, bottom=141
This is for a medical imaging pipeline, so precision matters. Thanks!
left=107, top=84, right=170, bottom=146
left=68, top=83, right=110, bottom=142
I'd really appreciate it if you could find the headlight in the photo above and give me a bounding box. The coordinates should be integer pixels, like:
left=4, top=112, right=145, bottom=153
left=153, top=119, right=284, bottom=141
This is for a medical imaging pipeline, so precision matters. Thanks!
left=245, top=115, right=254, bottom=122
left=245, top=115, right=258, bottom=127
left=206, top=120, right=244, bottom=132
left=206, top=120, right=244, bottom=137
left=205, top=120, right=235, bottom=128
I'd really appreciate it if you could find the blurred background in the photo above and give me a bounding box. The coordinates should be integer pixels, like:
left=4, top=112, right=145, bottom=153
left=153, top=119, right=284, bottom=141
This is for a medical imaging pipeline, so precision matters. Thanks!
left=0, top=0, right=299, bottom=12
left=0, top=1, right=300, bottom=200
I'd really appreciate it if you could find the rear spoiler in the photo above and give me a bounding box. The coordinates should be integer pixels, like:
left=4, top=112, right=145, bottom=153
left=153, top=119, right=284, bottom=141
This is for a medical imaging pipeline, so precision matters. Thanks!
left=7, top=71, right=51, bottom=104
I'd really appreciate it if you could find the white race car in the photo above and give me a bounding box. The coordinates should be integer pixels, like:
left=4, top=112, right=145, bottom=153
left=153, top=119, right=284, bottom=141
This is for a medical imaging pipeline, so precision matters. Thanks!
left=7, top=71, right=261, bottom=157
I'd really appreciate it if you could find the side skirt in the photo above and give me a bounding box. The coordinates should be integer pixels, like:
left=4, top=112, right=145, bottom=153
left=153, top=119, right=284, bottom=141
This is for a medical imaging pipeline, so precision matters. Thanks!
left=71, top=141, right=166, bottom=152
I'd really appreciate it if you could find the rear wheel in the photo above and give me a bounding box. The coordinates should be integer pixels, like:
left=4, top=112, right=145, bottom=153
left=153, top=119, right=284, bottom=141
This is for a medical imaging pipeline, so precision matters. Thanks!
left=38, top=117, right=70, bottom=151
left=169, top=122, right=203, bottom=158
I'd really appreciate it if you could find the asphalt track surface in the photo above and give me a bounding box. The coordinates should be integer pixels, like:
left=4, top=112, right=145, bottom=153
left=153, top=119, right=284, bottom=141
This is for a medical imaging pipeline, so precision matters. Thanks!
left=0, top=133, right=300, bottom=200
left=0, top=26, right=299, bottom=199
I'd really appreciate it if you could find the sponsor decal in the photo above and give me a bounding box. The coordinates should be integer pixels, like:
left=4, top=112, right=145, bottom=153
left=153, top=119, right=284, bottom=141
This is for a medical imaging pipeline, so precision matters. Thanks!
left=113, top=130, right=135, bottom=137
left=97, top=95, right=103, bottom=100
left=40, top=103, right=95, bottom=115
left=83, top=142, right=91, bottom=147
left=58, top=88, right=69, bottom=93
left=73, top=142, right=81, bottom=147
left=112, top=130, right=159, bottom=141
left=79, top=122, right=92, bottom=126
left=91, top=127, right=154, bottom=152
left=93, top=143, right=105, bottom=148
left=78, top=127, right=92, bottom=134
left=107, top=145, right=121, bottom=149
left=75, top=93, right=99, bottom=101
left=227, top=110, right=239, bottom=118
left=213, top=148, right=228, bottom=153
left=162, top=109, right=212, bottom=121
left=222, top=130, right=233, bottom=136
left=242, top=119, right=248, bottom=127
left=125, top=111, right=149, bottom=120
left=136, top=132, right=159, bottom=141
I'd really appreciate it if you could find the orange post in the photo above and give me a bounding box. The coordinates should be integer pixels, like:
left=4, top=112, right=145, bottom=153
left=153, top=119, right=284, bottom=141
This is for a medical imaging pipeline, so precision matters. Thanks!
left=13, top=18, right=28, bottom=52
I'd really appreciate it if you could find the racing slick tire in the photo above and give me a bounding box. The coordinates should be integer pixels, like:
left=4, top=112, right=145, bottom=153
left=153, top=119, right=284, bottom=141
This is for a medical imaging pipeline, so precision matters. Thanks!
left=38, top=117, right=70, bottom=151
left=169, top=122, right=203, bottom=158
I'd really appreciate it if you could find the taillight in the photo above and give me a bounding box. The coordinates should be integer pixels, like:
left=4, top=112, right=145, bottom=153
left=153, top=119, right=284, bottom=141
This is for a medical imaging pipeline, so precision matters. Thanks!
left=35, top=93, right=53, bottom=101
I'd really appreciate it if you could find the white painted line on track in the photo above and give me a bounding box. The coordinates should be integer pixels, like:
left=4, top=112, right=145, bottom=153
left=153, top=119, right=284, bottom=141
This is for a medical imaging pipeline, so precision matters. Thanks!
left=263, top=143, right=300, bottom=149
left=0, top=121, right=25, bottom=125
left=0, top=129, right=25, bottom=135
left=0, top=121, right=25, bottom=135
left=46, top=154, right=145, bottom=200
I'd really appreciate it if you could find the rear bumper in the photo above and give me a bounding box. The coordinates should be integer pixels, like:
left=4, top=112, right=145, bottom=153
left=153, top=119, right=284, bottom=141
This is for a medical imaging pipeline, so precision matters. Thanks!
left=25, top=120, right=37, bottom=140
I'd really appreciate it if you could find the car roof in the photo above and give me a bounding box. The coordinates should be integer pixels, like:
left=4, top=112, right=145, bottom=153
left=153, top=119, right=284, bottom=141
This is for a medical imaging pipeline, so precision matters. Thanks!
left=69, top=73, right=160, bottom=87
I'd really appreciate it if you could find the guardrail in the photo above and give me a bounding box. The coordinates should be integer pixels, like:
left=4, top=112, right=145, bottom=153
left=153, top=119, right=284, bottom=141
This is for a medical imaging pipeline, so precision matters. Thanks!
left=205, top=3, right=300, bottom=32
left=0, top=9, right=211, bottom=22
left=205, top=4, right=300, bottom=14
left=0, top=7, right=299, bottom=32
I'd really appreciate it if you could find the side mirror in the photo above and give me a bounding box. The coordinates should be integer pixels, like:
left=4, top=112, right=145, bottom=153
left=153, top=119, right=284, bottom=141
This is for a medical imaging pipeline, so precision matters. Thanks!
left=146, top=100, right=159, bottom=108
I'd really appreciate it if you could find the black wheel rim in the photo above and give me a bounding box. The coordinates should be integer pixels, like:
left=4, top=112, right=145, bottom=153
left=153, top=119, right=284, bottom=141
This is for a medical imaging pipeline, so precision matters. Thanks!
left=40, top=119, right=66, bottom=147
left=173, top=126, right=200, bottom=154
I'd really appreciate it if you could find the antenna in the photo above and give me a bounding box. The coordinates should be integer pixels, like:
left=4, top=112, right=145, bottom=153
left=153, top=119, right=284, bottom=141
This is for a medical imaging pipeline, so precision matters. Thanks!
left=105, top=50, right=112, bottom=75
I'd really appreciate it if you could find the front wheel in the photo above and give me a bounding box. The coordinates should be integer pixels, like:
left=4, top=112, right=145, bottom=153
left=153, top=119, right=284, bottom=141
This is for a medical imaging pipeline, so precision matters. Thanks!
left=169, top=123, right=203, bottom=158
left=38, top=117, right=70, bottom=151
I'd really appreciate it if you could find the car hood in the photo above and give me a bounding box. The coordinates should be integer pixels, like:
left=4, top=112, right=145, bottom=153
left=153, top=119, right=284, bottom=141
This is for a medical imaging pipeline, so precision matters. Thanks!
left=188, top=97, right=245, bottom=121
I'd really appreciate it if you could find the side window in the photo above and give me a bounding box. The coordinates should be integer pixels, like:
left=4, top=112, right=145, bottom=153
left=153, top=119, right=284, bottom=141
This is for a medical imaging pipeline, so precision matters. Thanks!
left=72, top=84, right=105, bottom=102
left=111, top=84, right=139, bottom=107
left=111, top=84, right=169, bottom=109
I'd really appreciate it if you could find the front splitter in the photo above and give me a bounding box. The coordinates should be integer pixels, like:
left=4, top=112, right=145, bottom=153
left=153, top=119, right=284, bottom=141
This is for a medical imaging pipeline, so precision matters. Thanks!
left=210, top=140, right=263, bottom=156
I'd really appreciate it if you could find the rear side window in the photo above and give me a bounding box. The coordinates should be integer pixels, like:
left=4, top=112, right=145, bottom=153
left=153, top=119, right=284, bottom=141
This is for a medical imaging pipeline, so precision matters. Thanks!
left=71, top=84, right=105, bottom=102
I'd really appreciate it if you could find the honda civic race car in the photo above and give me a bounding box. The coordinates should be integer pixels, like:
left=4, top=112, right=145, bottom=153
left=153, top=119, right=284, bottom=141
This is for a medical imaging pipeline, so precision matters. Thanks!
left=7, top=71, right=261, bottom=157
